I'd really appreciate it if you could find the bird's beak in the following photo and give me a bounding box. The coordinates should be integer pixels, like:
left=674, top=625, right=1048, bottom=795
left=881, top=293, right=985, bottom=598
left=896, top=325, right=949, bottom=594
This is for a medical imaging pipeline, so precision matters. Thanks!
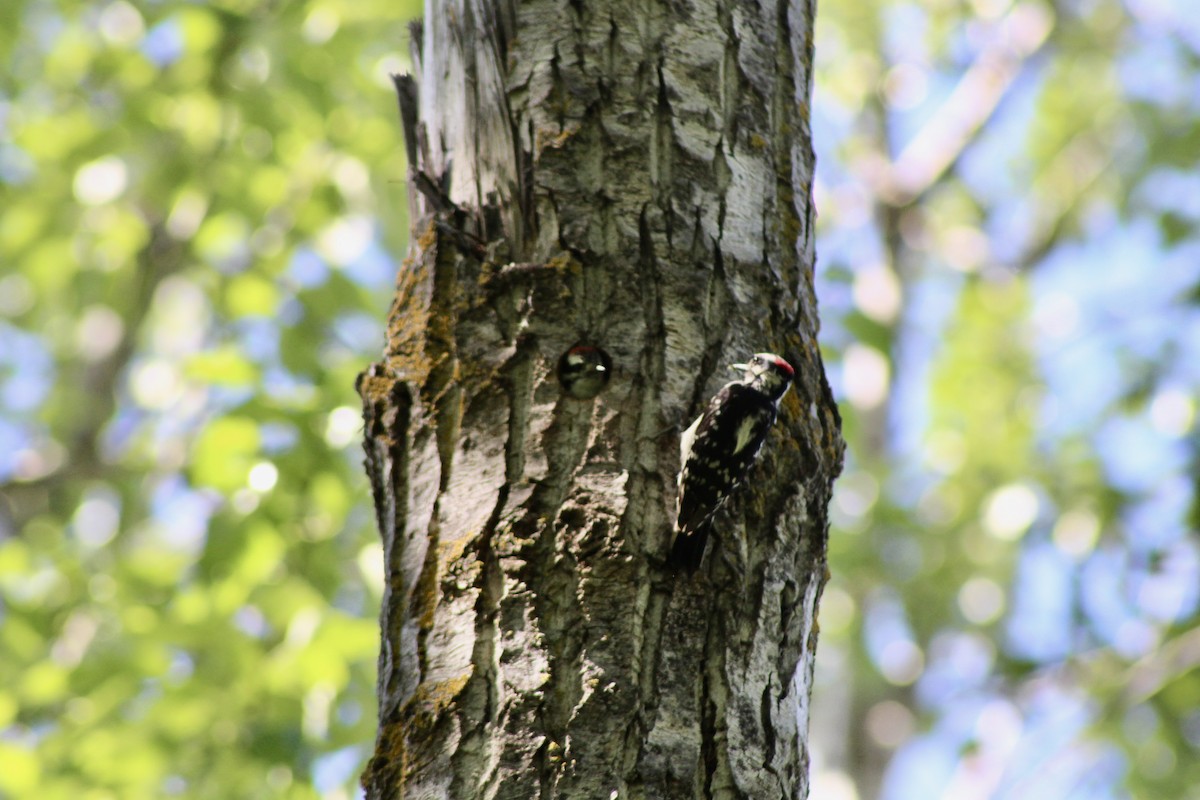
left=730, top=362, right=748, bottom=371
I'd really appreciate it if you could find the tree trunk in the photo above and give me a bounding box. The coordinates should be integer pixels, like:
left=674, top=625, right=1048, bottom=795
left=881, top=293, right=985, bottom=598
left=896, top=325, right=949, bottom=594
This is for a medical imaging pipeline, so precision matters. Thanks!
left=357, top=1, right=843, bottom=798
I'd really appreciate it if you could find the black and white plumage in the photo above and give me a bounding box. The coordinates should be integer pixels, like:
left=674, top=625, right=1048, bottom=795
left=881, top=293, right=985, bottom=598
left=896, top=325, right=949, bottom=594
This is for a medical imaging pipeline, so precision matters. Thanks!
left=557, top=344, right=611, bottom=399
left=670, top=352, right=795, bottom=572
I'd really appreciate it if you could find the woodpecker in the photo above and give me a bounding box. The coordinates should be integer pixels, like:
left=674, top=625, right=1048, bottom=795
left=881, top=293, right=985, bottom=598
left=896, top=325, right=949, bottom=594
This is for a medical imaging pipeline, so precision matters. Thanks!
left=670, top=352, right=795, bottom=572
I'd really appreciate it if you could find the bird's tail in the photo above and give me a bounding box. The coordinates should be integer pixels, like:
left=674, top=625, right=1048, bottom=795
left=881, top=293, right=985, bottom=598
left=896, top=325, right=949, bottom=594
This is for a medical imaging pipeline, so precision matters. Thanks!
left=668, top=527, right=709, bottom=575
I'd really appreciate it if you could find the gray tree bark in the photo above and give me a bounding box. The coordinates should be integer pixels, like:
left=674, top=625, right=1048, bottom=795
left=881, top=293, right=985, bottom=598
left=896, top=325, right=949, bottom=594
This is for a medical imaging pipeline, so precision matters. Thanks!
left=357, top=1, right=843, bottom=798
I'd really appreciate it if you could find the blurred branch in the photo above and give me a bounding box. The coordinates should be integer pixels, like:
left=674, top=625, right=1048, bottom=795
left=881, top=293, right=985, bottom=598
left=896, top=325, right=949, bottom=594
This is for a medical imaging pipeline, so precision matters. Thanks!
left=1060, top=625, right=1200, bottom=732
left=0, top=221, right=184, bottom=532
left=1121, top=625, right=1200, bottom=707
left=1008, top=132, right=1112, bottom=271
left=865, top=0, right=1099, bottom=275
left=73, top=222, right=183, bottom=465
left=864, top=2, right=1055, bottom=207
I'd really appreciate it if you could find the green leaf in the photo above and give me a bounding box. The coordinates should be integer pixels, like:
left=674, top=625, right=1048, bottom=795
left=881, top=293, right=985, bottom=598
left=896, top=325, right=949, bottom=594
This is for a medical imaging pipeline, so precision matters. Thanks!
left=191, top=416, right=261, bottom=490
left=225, top=273, right=280, bottom=318
left=186, top=347, right=260, bottom=386
left=0, top=743, right=40, bottom=796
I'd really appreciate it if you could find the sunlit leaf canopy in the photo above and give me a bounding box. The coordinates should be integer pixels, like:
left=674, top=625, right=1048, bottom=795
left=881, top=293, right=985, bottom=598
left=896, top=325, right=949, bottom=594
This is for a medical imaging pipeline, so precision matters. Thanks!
left=0, top=1, right=1197, bottom=800
left=810, top=0, right=1200, bottom=798
left=0, top=0, right=419, bottom=797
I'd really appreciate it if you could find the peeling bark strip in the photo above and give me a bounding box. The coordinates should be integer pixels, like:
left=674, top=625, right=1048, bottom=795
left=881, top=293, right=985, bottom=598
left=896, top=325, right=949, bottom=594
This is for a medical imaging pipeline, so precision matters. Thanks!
left=358, top=1, right=843, bottom=798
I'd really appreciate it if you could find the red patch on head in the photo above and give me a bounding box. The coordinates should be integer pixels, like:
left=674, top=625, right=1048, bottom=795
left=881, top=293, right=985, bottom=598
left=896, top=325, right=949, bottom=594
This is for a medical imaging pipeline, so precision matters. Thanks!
left=772, top=355, right=795, bottom=377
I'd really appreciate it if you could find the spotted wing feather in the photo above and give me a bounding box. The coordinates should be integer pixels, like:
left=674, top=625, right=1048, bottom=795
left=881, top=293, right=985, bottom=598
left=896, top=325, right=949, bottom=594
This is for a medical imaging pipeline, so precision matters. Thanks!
left=671, top=383, right=777, bottom=570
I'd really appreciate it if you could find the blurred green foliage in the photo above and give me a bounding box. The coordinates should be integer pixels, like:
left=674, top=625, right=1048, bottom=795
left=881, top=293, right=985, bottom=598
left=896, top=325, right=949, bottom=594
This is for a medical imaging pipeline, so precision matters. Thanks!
left=3, top=1, right=1199, bottom=799
left=812, top=0, right=1200, bottom=798
left=0, top=1, right=419, bottom=796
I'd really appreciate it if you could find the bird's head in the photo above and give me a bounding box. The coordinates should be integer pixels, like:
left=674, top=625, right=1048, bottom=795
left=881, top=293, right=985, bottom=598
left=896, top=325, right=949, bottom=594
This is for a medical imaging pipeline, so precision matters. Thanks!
left=732, top=352, right=794, bottom=402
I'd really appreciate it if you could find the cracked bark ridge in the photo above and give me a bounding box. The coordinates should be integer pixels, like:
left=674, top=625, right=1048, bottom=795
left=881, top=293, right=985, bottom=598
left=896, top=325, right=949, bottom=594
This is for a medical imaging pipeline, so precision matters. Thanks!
left=358, top=0, right=842, bottom=798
